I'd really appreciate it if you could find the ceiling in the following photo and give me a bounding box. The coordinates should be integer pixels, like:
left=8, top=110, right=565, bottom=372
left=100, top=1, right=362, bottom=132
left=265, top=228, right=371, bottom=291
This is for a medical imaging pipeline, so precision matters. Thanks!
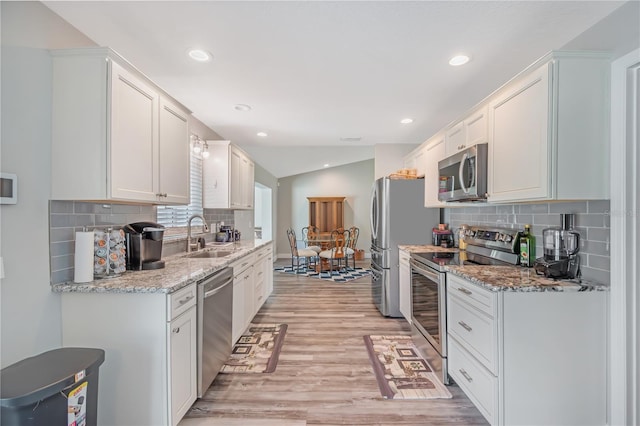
left=42, top=1, right=628, bottom=178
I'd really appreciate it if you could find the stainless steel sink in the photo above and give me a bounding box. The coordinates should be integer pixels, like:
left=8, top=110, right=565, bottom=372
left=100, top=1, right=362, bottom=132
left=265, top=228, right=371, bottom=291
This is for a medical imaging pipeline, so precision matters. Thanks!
left=189, top=250, right=234, bottom=259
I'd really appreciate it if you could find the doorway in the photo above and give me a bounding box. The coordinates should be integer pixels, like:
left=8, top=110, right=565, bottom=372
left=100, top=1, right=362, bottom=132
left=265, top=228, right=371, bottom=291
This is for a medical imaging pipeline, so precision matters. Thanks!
left=254, top=183, right=273, bottom=241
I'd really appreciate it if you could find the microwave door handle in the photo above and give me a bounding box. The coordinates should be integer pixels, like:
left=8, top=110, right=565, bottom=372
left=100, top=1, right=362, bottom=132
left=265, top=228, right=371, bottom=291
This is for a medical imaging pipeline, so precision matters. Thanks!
left=459, top=153, right=469, bottom=193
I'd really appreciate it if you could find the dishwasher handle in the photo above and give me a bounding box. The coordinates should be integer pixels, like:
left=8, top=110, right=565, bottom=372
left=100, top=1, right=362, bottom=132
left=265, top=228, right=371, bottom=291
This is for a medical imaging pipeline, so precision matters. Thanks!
left=204, top=276, right=233, bottom=298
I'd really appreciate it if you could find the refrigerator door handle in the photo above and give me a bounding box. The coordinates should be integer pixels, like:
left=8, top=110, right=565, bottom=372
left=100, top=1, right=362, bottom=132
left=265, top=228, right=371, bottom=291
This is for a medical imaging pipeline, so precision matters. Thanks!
left=370, top=183, right=378, bottom=241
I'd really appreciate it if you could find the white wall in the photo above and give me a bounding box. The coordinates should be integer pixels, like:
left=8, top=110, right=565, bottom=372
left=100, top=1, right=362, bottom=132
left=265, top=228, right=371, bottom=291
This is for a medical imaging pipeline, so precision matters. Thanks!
left=0, top=1, right=97, bottom=367
left=276, top=159, right=374, bottom=258
left=374, top=143, right=418, bottom=179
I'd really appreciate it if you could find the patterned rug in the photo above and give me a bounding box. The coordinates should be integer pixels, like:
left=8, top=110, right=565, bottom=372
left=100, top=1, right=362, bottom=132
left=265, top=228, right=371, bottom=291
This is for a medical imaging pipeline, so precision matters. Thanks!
left=220, top=324, right=287, bottom=373
left=363, top=335, right=452, bottom=400
left=274, top=265, right=372, bottom=283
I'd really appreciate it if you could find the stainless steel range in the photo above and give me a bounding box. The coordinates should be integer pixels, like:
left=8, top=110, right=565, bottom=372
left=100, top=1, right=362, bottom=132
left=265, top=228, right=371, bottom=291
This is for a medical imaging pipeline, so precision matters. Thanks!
left=410, top=225, right=521, bottom=385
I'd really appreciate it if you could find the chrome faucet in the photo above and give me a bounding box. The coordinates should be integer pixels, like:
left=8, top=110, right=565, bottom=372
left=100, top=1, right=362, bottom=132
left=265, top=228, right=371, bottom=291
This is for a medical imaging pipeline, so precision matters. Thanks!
left=187, top=214, right=209, bottom=252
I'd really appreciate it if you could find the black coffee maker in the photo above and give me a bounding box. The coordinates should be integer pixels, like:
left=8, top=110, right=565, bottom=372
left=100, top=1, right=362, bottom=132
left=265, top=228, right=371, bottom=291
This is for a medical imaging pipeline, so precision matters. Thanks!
left=123, top=222, right=166, bottom=270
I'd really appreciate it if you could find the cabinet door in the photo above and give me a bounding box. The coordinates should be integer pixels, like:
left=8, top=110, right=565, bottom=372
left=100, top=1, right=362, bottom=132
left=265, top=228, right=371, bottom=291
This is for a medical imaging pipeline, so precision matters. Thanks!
left=445, top=121, right=465, bottom=156
left=465, top=107, right=488, bottom=147
left=203, top=142, right=230, bottom=208
left=242, top=158, right=255, bottom=209
left=109, top=60, right=159, bottom=202
left=230, top=147, right=243, bottom=208
left=488, top=63, right=551, bottom=202
left=168, top=306, right=197, bottom=426
left=398, top=250, right=411, bottom=323
left=232, top=274, right=246, bottom=343
left=243, top=266, right=255, bottom=327
left=159, top=97, right=190, bottom=204
left=424, top=135, right=446, bottom=207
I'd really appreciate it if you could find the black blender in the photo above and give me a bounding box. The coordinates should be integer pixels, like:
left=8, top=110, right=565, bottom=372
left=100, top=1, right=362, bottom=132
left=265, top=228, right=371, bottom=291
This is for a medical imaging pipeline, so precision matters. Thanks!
left=534, top=214, right=581, bottom=279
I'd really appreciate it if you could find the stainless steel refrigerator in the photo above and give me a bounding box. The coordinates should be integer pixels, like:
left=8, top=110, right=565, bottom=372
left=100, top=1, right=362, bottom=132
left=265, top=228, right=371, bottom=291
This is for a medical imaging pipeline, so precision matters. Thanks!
left=370, top=176, right=439, bottom=317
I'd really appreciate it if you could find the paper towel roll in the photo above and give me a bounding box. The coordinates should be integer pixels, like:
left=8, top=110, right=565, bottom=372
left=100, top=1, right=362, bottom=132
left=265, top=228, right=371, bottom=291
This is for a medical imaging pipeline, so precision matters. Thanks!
left=74, top=231, right=94, bottom=283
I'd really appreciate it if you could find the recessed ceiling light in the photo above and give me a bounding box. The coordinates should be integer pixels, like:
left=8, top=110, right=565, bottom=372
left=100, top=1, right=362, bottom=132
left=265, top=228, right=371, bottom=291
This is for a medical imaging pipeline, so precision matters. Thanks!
left=187, top=48, right=212, bottom=62
left=400, top=118, right=414, bottom=124
left=257, top=132, right=268, bottom=137
left=234, top=104, right=252, bottom=112
left=324, top=164, right=330, bottom=168
left=449, top=55, right=470, bottom=66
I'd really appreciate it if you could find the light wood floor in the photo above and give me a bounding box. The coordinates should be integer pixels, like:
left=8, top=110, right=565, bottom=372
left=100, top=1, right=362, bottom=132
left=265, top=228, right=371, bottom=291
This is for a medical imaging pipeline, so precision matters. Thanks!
left=180, top=259, right=488, bottom=425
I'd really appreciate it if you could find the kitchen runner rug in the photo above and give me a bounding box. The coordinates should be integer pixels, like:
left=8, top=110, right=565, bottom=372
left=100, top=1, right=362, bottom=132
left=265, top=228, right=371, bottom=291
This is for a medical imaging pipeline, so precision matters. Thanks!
left=274, top=265, right=371, bottom=283
left=220, top=323, right=287, bottom=373
left=363, top=335, right=452, bottom=400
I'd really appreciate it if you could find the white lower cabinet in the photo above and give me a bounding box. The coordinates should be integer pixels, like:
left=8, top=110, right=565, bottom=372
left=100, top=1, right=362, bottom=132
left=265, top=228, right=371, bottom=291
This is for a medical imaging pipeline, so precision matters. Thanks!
left=447, top=273, right=607, bottom=425
left=168, top=301, right=197, bottom=426
left=60, top=283, right=197, bottom=426
left=398, top=249, right=412, bottom=323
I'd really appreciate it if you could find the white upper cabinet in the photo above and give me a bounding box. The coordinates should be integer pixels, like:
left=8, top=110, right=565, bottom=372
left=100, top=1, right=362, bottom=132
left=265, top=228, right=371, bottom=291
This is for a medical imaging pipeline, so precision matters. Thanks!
left=444, top=106, right=488, bottom=156
left=403, top=146, right=427, bottom=177
left=487, top=52, right=610, bottom=203
left=203, top=141, right=255, bottom=209
left=424, top=133, right=446, bottom=208
left=51, top=48, right=191, bottom=204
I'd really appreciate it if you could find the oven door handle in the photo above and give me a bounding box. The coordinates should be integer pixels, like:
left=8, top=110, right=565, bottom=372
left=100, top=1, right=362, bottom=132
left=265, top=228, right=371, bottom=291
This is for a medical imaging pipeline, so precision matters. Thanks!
left=410, top=259, right=440, bottom=282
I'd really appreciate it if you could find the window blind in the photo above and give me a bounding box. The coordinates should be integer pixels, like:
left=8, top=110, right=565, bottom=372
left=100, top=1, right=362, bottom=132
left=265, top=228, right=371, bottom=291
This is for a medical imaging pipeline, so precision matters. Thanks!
left=156, top=150, right=203, bottom=227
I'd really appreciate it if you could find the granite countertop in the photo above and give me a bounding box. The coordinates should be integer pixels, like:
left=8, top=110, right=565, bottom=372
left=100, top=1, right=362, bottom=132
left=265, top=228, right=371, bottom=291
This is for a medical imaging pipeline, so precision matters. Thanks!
left=51, top=239, right=272, bottom=294
left=445, top=264, right=608, bottom=292
left=398, top=244, right=459, bottom=253
left=398, top=244, right=607, bottom=292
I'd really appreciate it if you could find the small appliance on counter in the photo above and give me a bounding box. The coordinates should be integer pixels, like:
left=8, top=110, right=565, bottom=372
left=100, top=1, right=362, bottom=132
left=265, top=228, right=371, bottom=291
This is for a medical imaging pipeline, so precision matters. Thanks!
left=432, top=228, right=454, bottom=248
left=123, top=221, right=166, bottom=270
left=534, top=214, right=581, bottom=279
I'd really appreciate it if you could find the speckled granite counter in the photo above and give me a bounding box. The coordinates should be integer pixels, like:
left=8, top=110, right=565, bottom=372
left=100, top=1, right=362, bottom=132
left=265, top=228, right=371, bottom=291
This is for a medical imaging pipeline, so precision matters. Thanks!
left=398, top=244, right=459, bottom=253
left=398, top=244, right=606, bottom=292
left=51, top=239, right=272, bottom=294
left=446, top=264, right=607, bottom=292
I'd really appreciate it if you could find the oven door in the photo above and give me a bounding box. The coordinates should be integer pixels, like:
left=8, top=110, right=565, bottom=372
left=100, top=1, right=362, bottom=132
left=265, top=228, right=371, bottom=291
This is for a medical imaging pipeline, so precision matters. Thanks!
left=410, top=258, right=447, bottom=358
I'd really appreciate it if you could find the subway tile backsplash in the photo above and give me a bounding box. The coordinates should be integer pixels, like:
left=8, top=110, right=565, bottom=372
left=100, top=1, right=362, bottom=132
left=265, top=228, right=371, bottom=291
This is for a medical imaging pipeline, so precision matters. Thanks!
left=443, top=200, right=611, bottom=284
left=48, top=202, right=238, bottom=284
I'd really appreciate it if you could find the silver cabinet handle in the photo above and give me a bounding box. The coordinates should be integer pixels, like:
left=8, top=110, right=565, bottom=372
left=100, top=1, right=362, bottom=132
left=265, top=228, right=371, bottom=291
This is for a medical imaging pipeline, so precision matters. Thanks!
left=457, top=287, right=472, bottom=295
left=458, top=321, right=473, bottom=332
left=172, top=327, right=180, bottom=334
left=178, top=295, right=195, bottom=306
left=459, top=369, right=473, bottom=382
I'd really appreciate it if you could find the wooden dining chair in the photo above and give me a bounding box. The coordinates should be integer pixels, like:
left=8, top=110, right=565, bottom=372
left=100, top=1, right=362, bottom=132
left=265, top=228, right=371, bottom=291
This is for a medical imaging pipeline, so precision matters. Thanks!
left=287, top=228, right=318, bottom=272
left=301, top=225, right=322, bottom=253
left=319, top=228, right=350, bottom=274
left=346, top=226, right=359, bottom=270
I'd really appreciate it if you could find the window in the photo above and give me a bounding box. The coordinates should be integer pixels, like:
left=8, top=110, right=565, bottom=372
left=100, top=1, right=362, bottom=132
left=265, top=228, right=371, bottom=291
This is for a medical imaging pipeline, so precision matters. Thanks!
left=156, top=149, right=203, bottom=227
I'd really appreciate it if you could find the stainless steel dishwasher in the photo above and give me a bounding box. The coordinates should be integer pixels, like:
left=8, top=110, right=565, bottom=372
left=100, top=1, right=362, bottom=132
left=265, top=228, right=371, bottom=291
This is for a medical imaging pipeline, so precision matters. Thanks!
left=197, top=267, right=233, bottom=397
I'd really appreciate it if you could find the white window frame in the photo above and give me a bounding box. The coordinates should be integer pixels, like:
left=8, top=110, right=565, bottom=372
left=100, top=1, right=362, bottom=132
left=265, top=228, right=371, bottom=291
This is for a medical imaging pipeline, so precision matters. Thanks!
left=156, top=149, right=203, bottom=229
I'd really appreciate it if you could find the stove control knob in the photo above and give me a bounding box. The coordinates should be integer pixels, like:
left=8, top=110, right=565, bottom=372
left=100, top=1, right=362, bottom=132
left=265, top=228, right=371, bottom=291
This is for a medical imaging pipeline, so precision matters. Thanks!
left=504, top=235, right=513, bottom=243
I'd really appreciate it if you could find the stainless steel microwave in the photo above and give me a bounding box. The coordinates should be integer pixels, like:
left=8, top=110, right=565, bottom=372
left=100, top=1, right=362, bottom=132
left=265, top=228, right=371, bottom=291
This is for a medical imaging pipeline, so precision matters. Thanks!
left=437, top=143, right=488, bottom=202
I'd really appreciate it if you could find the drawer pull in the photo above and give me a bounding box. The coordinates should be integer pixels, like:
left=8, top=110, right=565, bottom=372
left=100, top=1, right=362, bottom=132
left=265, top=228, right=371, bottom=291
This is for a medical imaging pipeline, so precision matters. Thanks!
left=172, top=327, right=181, bottom=334
left=457, top=287, right=472, bottom=296
left=459, top=369, right=473, bottom=382
left=458, top=321, right=473, bottom=332
left=177, top=295, right=195, bottom=306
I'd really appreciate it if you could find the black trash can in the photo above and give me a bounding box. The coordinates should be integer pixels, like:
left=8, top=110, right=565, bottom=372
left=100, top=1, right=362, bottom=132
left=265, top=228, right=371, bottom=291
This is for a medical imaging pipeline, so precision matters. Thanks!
left=1, top=347, right=105, bottom=426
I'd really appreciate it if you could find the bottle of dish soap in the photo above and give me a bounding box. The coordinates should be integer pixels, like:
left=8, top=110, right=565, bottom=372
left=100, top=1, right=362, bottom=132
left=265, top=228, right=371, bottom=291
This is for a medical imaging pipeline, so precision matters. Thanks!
left=519, top=224, right=536, bottom=267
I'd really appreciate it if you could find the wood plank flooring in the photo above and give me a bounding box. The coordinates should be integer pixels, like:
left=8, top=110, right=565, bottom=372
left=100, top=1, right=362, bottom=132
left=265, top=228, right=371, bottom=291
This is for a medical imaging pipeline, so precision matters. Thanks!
left=180, top=260, right=488, bottom=425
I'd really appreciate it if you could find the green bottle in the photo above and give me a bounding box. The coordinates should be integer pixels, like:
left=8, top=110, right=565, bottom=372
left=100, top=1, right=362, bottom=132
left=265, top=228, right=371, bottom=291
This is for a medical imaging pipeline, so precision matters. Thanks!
left=520, top=224, right=536, bottom=267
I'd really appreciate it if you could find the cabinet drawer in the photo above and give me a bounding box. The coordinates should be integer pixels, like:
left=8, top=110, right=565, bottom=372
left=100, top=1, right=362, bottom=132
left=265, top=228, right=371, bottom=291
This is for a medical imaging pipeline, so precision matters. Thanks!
left=447, top=274, right=495, bottom=316
left=168, top=284, right=196, bottom=320
left=448, top=293, right=497, bottom=373
left=449, top=336, right=497, bottom=425
left=232, top=254, right=255, bottom=275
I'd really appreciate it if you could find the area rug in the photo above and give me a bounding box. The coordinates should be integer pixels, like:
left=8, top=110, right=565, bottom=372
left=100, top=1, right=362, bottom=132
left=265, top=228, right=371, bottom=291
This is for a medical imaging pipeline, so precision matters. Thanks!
left=274, top=265, right=372, bottom=283
left=363, top=335, right=452, bottom=400
left=220, top=324, right=287, bottom=373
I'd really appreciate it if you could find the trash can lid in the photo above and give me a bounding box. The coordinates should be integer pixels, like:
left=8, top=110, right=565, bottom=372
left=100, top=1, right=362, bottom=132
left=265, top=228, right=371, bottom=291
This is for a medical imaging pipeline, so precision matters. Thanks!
left=0, top=347, right=105, bottom=408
